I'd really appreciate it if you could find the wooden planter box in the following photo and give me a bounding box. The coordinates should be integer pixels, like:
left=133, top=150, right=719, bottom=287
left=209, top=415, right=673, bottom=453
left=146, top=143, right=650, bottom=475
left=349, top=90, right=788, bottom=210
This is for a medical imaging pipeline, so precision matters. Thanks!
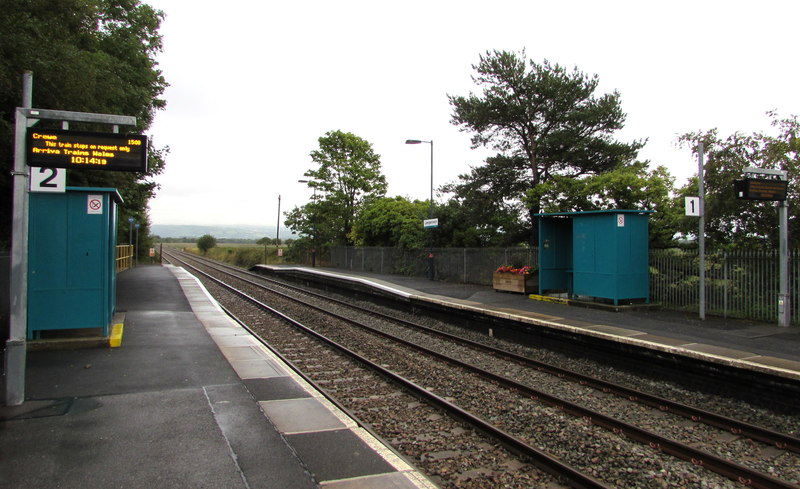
left=493, top=272, right=537, bottom=294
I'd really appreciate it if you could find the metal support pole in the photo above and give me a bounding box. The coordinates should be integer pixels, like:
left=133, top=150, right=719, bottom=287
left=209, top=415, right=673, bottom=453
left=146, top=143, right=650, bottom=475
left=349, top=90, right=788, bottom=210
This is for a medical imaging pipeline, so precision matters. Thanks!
left=778, top=200, right=790, bottom=326
left=5, top=72, right=33, bottom=406
left=427, top=140, right=434, bottom=280
left=134, top=224, right=139, bottom=267
left=698, top=143, right=706, bottom=320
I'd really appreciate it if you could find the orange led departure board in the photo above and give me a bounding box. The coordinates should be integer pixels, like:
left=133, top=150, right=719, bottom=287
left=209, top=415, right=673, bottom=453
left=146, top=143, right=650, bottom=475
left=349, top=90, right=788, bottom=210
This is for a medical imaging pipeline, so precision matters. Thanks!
left=27, top=129, right=147, bottom=172
left=734, top=178, right=788, bottom=201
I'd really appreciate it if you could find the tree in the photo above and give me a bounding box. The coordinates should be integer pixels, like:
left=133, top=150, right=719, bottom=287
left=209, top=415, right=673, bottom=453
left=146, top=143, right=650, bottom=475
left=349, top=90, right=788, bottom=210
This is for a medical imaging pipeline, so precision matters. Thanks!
left=676, top=112, right=800, bottom=248
left=440, top=154, right=533, bottom=247
left=287, top=130, right=387, bottom=246
left=528, top=161, right=679, bottom=247
left=448, top=50, right=643, bottom=245
left=0, top=0, right=168, bottom=250
left=350, top=197, right=428, bottom=248
left=196, top=234, right=217, bottom=254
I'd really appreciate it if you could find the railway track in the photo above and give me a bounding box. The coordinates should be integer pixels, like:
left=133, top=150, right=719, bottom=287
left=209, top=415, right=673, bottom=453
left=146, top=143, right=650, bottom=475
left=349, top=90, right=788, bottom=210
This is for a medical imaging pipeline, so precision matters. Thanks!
left=163, top=250, right=800, bottom=489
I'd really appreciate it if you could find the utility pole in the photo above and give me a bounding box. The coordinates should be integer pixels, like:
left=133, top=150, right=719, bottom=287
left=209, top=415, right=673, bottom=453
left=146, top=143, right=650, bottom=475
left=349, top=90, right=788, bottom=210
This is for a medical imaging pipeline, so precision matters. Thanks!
left=276, top=194, right=281, bottom=246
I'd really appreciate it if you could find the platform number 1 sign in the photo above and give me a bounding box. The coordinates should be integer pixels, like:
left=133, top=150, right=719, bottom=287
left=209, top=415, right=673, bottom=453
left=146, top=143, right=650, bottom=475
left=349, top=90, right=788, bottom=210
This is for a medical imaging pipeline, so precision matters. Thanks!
left=685, top=197, right=701, bottom=217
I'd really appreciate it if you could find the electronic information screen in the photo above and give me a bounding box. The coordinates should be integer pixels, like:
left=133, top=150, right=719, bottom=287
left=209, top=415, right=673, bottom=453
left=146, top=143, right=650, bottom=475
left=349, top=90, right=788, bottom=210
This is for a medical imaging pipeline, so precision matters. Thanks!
left=27, top=129, right=147, bottom=172
left=734, top=178, right=788, bottom=201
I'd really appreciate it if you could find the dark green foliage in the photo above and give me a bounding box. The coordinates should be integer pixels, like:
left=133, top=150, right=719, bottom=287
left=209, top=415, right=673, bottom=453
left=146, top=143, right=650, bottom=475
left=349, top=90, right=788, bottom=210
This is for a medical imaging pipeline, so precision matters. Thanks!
left=286, top=130, right=387, bottom=248
left=350, top=197, right=428, bottom=248
left=528, top=161, right=679, bottom=248
left=440, top=154, right=532, bottom=247
left=676, top=112, right=800, bottom=249
left=196, top=234, right=217, bottom=254
left=0, top=0, right=168, bottom=250
left=448, top=50, right=643, bottom=245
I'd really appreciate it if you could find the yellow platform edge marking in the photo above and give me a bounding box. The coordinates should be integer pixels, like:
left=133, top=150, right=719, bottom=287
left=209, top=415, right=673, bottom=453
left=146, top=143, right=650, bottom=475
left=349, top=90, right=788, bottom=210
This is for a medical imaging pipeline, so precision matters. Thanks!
left=528, top=293, right=569, bottom=305
left=109, top=323, right=124, bottom=348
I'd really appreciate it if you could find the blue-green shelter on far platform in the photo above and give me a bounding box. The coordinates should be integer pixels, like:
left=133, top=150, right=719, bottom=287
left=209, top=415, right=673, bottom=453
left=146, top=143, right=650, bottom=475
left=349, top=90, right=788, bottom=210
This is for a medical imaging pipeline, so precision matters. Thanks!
left=536, top=210, right=653, bottom=305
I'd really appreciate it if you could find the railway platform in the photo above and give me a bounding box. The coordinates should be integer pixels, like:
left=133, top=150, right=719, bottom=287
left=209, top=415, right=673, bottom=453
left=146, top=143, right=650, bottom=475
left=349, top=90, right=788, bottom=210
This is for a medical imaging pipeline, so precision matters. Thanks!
left=0, top=265, right=434, bottom=489
left=253, top=265, right=800, bottom=382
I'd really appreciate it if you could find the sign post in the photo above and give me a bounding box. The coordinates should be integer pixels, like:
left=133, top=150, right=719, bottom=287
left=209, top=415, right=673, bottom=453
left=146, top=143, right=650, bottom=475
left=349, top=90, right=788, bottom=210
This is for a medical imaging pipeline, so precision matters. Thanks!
left=698, top=143, right=706, bottom=320
left=5, top=72, right=139, bottom=406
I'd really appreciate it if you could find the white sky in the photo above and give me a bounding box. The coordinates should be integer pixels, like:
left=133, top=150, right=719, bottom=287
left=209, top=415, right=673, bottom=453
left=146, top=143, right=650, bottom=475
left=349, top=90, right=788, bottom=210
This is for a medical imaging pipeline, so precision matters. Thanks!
left=144, top=0, right=799, bottom=226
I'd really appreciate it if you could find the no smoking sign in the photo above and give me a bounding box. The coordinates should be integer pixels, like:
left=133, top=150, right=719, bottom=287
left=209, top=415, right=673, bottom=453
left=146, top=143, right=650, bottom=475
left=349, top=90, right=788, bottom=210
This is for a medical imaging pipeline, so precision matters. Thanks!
left=87, top=195, right=104, bottom=215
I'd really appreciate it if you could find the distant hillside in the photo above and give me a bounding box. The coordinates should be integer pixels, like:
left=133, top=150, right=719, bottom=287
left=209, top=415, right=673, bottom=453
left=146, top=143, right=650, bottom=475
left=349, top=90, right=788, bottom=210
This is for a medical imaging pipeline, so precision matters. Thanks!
left=151, top=224, right=295, bottom=240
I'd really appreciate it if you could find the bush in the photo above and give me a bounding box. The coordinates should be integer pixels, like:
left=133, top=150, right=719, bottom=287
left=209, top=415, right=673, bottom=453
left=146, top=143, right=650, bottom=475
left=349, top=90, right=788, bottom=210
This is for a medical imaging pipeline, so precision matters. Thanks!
left=197, top=234, right=217, bottom=254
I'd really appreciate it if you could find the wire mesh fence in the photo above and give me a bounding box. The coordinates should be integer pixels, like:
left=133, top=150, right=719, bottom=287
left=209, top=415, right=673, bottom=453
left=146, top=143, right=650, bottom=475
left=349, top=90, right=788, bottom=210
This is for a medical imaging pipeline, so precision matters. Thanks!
left=331, top=246, right=798, bottom=324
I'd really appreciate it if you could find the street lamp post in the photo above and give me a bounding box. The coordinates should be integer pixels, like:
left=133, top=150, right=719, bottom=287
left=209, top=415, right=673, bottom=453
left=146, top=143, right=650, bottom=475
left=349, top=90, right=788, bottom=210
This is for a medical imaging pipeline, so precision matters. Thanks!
left=298, top=179, right=318, bottom=267
left=276, top=194, right=281, bottom=254
left=405, top=139, right=434, bottom=280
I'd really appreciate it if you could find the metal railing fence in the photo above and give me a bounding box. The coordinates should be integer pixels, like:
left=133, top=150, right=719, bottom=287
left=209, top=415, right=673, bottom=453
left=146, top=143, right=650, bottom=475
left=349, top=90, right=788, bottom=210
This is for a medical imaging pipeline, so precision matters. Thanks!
left=331, top=246, right=537, bottom=286
left=331, top=246, right=798, bottom=324
left=650, top=249, right=800, bottom=323
left=116, top=244, right=134, bottom=272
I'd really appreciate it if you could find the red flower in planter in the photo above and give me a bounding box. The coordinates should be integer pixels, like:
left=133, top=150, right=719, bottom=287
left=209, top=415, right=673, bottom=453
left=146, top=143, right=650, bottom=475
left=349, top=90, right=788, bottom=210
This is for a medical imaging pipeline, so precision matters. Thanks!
left=495, top=265, right=535, bottom=275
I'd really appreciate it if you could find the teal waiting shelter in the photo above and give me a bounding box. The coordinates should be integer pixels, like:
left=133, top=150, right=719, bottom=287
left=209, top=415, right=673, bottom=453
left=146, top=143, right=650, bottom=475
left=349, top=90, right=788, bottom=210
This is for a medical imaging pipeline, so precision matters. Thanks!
left=536, top=210, right=653, bottom=305
left=27, top=187, right=123, bottom=339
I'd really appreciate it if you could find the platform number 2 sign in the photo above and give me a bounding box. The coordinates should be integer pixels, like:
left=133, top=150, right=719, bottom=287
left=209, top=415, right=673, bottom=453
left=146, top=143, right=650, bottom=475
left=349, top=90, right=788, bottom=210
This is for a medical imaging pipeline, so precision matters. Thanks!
left=30, top=167, right=66, bottom=193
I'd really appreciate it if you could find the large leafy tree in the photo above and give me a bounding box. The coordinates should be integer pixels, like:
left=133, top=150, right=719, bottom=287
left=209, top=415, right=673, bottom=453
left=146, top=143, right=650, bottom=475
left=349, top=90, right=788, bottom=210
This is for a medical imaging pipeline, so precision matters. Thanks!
left=448, top=49, right=643, bottom=245
left=676, top=112, right=800, bottom=248
left=286, top=130, right=387, bottom=247
left=0, top=0, right=168, bottom=251
left=528, top=161, right=679, bottom=247
left=440, top=154, right=532, bottom=247
left=350, top=196, right=428, bottom=248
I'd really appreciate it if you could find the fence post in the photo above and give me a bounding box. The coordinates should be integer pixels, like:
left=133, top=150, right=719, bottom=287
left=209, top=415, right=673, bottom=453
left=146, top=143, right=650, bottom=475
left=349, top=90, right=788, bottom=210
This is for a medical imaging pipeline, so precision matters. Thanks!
left=463, top=248, right=467, bottom=284
left=723, top=252, right=728, bottom=318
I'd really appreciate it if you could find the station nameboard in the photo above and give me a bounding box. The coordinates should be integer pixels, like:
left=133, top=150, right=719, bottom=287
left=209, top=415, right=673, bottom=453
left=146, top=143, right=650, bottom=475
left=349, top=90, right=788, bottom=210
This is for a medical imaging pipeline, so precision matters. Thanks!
left=26, top=129, right=147, bottom=172
left=734, top=178, right=788, bottom=201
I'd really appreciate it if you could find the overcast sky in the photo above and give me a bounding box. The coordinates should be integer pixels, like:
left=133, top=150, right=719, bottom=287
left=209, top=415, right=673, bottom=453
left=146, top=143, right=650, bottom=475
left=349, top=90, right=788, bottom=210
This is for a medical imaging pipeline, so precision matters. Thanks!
left=143, top=0, right=799, bottom=227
